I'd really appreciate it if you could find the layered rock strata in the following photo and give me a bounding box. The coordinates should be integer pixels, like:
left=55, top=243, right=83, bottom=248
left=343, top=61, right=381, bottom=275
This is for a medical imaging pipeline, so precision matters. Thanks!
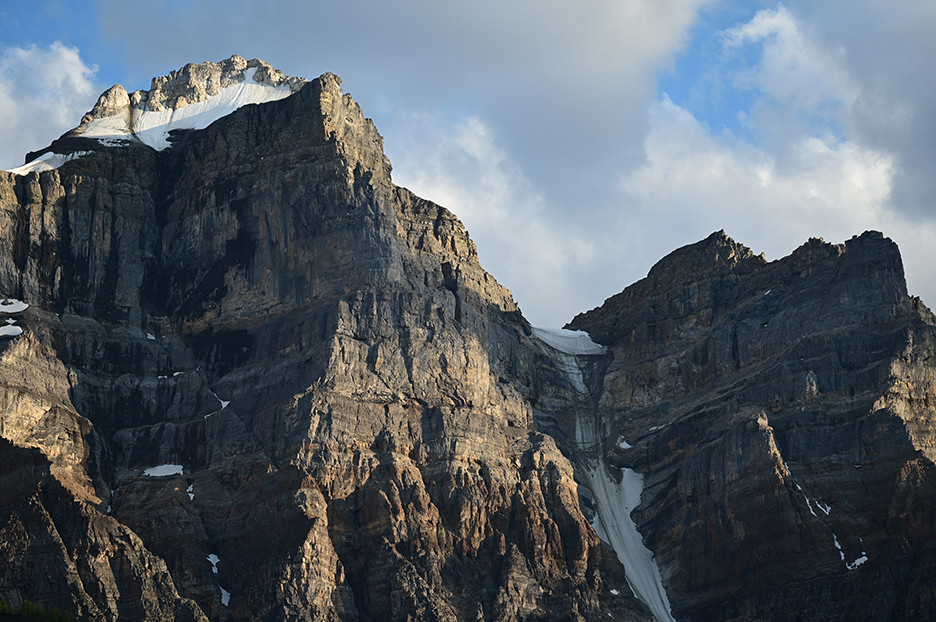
left=567, top=231, right=936, bottom=621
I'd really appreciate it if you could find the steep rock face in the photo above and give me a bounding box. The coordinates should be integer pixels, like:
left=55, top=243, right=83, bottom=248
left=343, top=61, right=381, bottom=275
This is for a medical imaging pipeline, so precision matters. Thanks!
left=0, top=438, right=205, bottom=622
left=568, top=231, right=936, bottom=621
left=0, top=59, right=647, bottom=621
left=3, top=55, right=936, bottom=622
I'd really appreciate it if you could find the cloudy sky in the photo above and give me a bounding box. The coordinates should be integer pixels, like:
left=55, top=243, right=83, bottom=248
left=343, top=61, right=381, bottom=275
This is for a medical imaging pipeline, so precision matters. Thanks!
left=1, top=1, right=933, bottom=326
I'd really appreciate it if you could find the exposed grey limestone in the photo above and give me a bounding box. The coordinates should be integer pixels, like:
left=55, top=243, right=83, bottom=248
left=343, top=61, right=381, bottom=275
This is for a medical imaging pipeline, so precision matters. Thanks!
left=1, top=57, right=935, bottom=622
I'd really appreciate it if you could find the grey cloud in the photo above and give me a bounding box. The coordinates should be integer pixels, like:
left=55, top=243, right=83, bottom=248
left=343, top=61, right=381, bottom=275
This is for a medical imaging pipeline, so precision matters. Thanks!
left=788, top=0, right=936, bottom=221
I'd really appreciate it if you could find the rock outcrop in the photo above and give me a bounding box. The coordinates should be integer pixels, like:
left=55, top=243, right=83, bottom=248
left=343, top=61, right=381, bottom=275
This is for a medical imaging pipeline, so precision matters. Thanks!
left=1, top=56, right=935, bottom=622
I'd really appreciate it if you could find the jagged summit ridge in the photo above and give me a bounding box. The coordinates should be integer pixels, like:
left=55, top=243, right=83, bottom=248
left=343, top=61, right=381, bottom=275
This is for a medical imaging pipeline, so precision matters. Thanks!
left=73, top=55, right=307, bottom=151
left=569, top=229, right=902, bottom=341
left=80, top=55, right=307, bottom=123
left=6, top=56, right=308, bottom=173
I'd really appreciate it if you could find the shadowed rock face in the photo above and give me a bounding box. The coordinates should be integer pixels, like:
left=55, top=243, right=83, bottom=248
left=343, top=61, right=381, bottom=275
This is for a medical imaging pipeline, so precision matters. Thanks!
left=0, top=438, right=205, bottom=622
left=568, top=230, right=936, bottom=621
left=1, top=57, right=936, bottom=622
left=0, top=59, right=647, bottom=622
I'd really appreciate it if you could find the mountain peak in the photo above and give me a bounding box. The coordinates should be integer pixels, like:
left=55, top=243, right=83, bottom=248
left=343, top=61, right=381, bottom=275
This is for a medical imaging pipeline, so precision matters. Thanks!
left=645, top=229, right=765, bottom=284
left=6, top=56, right=312, bottom=174
left=143, top=55, right=305, bottom=112
left=68, top=55, right=307, bottom=151
left=82, top=55, right=306, bottom=123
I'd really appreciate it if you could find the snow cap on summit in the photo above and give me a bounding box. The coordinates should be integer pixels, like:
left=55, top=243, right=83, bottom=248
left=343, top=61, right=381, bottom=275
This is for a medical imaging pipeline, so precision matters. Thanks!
left=71, top=55, right=307, bottom=151
left=5, top=56, right=309, bottom=174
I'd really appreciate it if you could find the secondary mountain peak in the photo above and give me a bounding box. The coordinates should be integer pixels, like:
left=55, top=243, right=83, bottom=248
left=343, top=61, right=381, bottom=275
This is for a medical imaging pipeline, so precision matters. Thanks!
left=645, top=229, right=765, bottom=283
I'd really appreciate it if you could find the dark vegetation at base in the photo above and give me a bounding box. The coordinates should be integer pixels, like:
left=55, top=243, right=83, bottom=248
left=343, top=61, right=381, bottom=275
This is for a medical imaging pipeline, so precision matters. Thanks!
left=0, top=599, right=76, bottom=622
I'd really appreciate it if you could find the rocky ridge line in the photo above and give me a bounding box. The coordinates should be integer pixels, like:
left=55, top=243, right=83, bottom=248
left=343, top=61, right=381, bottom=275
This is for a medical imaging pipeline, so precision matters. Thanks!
left=79, top=55, right=307, bottom=126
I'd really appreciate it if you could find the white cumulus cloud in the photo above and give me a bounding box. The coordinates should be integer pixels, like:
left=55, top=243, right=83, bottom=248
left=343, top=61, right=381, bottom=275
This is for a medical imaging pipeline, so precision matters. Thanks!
left=786, top=0, right=936, bottom=222
left=619, top=95, right=894, bottom=260
left=720, top=4, right=860, bottom=162
left=722, top=5, right=858, bottom=108
left=615, top=3, right=936, bottom=307
left=0, top=42, right=100, bottom=169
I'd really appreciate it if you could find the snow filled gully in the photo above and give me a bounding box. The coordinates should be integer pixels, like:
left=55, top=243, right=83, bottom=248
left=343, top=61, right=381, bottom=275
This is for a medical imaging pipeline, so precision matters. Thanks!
left=532, top=327, right=605, bottom=396
left=589, top=465, right=676, bottom=622
left=532, top=327, right=676, bottom=622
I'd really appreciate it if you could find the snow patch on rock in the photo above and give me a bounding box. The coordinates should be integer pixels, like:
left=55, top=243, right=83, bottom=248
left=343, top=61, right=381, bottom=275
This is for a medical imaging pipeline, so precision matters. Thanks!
left=143, top=464, right=184, bottom=477
left=7, top=152, right=92, bottom=175
left=79, top=67, right=295, bottom=151
left=0, top=299, right=29, bottom=313
left=834, top=534, right=868, bottom=571
left=211, top=390, right=230, bottom=410
left=0, top=325, right=23, bottom=338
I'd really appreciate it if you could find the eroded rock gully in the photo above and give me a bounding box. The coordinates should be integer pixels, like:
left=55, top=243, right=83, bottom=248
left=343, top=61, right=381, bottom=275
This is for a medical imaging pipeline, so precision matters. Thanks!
left=0, top=57, right=934, bottom=622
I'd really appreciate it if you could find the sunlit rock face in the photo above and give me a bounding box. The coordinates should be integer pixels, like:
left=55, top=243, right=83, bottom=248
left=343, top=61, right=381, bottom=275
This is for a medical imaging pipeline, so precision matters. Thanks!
left=1, top=56, right=935, bottom=622
left=0, top=57, right=647, bottom=622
